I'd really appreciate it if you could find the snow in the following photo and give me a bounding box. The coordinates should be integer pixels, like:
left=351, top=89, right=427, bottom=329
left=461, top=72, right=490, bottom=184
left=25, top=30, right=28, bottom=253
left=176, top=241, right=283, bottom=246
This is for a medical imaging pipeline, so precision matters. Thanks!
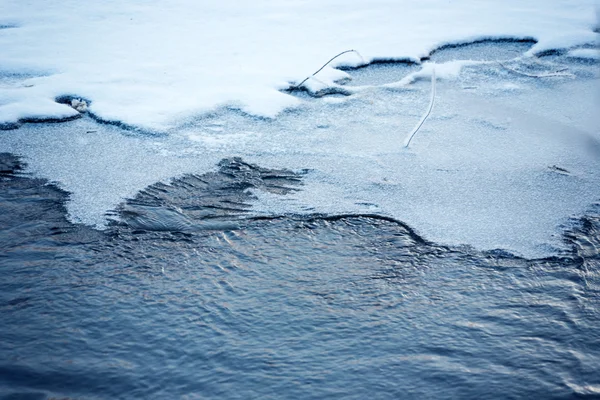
left=383, top=61, right=482, bottom=88
left=0, top=98, right=79, bottom=127
left=0, top=1, right=599, bottom=258
left=0, top=0, right=598, bottom=130
left=568, top=48, right=600, bottom=59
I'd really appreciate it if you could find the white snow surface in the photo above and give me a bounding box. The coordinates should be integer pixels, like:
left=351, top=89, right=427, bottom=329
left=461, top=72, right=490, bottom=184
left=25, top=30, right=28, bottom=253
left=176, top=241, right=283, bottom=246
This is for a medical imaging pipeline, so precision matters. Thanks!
left=0, top=0, right=598, bottom=130
left=568, top=48, right=600, bottom=59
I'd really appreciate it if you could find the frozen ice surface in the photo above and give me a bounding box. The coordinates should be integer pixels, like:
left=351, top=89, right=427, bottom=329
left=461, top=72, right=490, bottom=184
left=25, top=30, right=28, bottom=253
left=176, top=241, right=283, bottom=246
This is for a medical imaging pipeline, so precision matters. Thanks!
left=2, top=48, right=599, bottom=258
left=0, top=0, right=598, bottom=130
left=1, top=2, right=599, bottom=258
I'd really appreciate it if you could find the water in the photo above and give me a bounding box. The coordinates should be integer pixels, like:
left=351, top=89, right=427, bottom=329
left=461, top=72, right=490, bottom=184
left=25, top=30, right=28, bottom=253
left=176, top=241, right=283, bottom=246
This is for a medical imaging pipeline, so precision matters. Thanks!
left=1, top=153, right=599, bottom=399
left=1, top=41, right=600, bottom=399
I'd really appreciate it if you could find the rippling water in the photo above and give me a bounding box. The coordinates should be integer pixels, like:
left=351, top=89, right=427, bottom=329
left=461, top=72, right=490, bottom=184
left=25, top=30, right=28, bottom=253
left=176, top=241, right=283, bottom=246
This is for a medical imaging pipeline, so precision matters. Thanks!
left=1, top=153, right=599, bottom=399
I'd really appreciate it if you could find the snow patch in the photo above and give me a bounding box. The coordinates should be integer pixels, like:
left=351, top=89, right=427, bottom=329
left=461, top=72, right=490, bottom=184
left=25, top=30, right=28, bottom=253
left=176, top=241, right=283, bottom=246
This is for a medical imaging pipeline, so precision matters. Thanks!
left=567, top=48, right=600, bottom=60
left=0, top=98, right=80, bottom=128
left=384, top=61, right=481, bottom=88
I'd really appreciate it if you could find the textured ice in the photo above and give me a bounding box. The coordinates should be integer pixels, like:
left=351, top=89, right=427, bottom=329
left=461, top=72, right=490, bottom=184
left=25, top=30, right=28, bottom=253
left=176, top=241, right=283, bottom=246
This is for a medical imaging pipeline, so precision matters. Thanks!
left=0, top=0, right=598, bottom=130
left=2, top=47, right=599, bottom=258
left=1, top=2, right=599, bottom=258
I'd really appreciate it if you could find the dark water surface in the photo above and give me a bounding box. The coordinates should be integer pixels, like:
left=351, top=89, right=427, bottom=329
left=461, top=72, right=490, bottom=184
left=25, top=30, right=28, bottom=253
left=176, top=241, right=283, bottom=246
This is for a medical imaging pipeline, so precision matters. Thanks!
left=1, top=153, right=599, bottom=399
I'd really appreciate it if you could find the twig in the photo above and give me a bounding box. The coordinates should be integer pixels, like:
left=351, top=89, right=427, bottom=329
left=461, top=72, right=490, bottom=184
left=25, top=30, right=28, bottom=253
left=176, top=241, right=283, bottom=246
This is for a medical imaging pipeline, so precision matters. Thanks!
left=403, top=66, right=436, bottom=148
left=292, top=49, right=364, bottom=89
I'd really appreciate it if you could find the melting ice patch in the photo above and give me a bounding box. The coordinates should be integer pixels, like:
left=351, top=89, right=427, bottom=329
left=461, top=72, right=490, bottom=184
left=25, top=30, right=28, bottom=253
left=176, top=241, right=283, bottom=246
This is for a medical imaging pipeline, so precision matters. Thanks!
left=0, top=0, right=598, bottom=130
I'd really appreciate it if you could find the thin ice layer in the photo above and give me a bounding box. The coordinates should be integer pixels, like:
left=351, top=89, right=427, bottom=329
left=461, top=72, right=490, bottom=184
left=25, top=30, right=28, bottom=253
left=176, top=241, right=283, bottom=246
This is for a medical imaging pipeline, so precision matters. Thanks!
left=1, top=50, right=599, bottom=258
left=0, top=0, right=598, bottom=130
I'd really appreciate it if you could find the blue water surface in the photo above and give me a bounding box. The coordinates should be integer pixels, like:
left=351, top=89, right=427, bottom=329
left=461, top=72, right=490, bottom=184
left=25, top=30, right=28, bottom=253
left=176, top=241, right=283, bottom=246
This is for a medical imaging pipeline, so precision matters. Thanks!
left=1, top=154, right=599, bottom=400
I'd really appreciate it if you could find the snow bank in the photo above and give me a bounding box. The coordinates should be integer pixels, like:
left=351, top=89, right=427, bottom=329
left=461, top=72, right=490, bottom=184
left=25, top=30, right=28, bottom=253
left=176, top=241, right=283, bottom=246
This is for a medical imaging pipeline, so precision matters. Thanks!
left=0, top=0, right=598, bottom=131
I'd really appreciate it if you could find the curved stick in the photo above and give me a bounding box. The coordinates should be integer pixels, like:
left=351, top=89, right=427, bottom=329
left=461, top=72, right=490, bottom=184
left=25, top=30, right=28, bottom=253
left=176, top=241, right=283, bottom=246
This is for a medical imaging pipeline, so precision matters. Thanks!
left=403, top=66, right=436, bottom=148
left=292, top=49, right=363, bottom=89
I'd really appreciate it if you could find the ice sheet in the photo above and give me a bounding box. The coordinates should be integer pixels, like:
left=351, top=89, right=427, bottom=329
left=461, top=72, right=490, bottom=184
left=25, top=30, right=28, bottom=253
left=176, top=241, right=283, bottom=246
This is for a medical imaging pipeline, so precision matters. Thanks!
left=1, top=2, right=599, bottom=258
left=2, top=48, right=599, bottom=258
left=0, top=0, right=598, bottom=130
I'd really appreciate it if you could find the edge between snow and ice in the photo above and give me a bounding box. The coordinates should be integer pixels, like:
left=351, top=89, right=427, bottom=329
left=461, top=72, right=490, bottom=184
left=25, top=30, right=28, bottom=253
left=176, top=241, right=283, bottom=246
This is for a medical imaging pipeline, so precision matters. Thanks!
left=0, top=31, right=597, bottom=133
